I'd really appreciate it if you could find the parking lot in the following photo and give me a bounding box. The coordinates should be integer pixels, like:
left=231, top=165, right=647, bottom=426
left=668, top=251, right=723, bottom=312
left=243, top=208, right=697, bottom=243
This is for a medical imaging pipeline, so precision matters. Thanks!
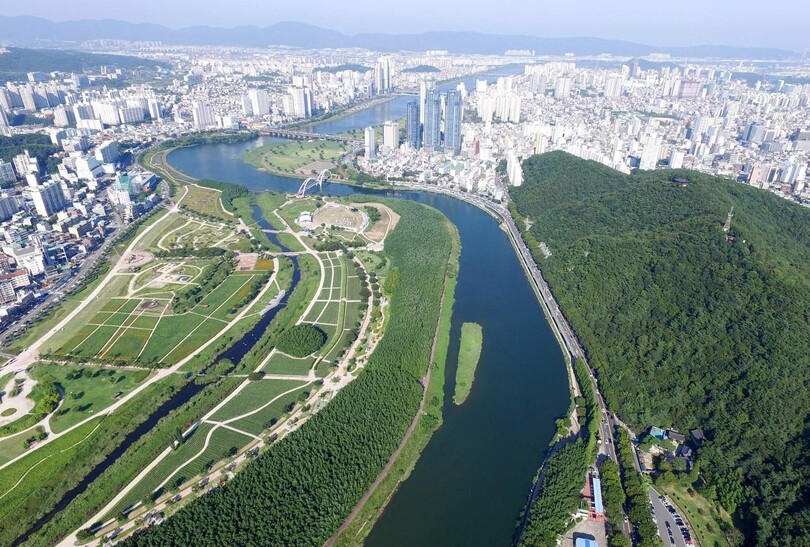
left=649, top=486, right=693, bottom=547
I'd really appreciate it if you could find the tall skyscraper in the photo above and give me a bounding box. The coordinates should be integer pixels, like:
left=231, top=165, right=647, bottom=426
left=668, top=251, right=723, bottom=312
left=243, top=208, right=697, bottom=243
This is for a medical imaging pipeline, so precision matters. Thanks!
left=419, top=80, right=435, bottom=125
left=382, top=121, right=398, bottom=151
left=374, top=57, right=393, bottom=95
left=444, top=90, right=463, bottom=155
left=364, top=127, right=376, bottom=160
left=423, top=89, right=442, bottom=150
left=406, top=101, right=421, bottom=150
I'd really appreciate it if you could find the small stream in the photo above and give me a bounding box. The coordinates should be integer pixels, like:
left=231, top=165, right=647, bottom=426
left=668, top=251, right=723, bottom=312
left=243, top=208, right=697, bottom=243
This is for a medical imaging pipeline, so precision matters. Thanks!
left=13, top=206, right=299, bottom=545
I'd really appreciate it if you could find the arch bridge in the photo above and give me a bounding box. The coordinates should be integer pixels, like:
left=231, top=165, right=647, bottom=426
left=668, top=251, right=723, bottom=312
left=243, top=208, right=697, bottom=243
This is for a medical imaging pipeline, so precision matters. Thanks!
left=297, top=169, right=333, bottom=197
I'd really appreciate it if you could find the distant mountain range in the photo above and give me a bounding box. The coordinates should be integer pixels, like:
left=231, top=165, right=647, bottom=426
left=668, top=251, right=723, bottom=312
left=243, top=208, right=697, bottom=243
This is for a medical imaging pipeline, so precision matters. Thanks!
left=0, top=16, right=798, bottom=59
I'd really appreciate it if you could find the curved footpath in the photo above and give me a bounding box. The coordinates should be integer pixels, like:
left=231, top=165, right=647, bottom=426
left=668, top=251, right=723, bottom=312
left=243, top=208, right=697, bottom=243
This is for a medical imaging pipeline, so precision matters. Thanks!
left=0, top=200, right=278, bottom=473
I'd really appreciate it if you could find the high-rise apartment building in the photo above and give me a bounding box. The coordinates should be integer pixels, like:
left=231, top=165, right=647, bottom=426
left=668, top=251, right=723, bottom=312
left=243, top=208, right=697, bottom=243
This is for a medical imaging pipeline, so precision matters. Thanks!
left=31, top=181, right=67, bottom=217
left=444, top=90, right=463, bottom=155
left=382, top=121, right=398, bottom=151
left=423, top=89, right=442, bottom=150
left=191, top=101, right=216, bottom=128
left=364, top=127, right=376, bottom=160
left=406, top=101, right=421, bottom=150
left=248, top=89, right=270, bottom=116
left=374, top=57, right=392, bottom=95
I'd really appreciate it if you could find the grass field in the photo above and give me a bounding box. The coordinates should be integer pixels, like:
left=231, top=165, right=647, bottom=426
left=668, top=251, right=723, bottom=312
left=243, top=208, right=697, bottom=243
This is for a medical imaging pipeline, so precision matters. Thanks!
left=180, top=185, right=231, bottom=220
left=228, top=385, right=311, bottom=436
left=0, top=420, right=101, bottom=524
left=165, top=427, right=254, bottom=487
left=31, top=364, right=150, bottom=433
left=243, top=139, right=347, bottom=177
left=106, top=422, right=217, bottom=516
left=262, top=353, right=315, bottom=376
left=209, top=379, right=308, bottom=422
left=52, top=266, right=264, bottom=366
left=0, top=428, right=37, bottom=465
left=453, top=322, right=483, bottom=405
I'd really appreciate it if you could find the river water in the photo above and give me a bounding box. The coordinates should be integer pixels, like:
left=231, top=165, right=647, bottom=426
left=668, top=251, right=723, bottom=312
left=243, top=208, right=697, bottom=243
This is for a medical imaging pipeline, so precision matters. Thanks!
left=166, top=66, right=570, bottom=546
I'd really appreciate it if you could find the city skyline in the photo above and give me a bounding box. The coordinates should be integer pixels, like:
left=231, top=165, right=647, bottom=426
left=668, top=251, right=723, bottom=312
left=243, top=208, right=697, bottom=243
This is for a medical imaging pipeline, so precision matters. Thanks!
left=1, top=3, right=809, bottom=51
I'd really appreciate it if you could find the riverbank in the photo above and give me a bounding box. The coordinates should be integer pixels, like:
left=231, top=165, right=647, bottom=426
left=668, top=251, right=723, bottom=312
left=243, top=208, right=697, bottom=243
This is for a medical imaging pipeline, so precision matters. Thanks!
left=328, top=218, right=459, bottom=547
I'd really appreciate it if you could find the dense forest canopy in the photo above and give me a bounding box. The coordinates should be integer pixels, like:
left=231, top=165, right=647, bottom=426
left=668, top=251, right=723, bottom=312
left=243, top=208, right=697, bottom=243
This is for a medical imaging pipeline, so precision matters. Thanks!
left=125, top=198, right=453, bottom=546
left=510, top=151, right=810, bottom=545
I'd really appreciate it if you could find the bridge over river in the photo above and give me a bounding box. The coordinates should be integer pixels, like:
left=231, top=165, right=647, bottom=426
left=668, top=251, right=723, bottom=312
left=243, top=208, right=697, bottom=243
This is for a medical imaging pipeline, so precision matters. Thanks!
left=258, top=129, right=361, bottom=145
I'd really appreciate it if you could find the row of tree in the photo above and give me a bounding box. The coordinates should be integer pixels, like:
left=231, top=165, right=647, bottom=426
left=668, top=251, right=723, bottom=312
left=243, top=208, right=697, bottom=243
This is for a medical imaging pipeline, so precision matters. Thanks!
left=126, top=199, right=454, bottom=546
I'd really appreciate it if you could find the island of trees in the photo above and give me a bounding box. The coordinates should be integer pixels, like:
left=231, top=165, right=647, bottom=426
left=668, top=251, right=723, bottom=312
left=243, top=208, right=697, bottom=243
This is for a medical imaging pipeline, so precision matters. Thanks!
left=511, top=151, right=810, bottom=545
left=453, top=322, right=482, bottom=405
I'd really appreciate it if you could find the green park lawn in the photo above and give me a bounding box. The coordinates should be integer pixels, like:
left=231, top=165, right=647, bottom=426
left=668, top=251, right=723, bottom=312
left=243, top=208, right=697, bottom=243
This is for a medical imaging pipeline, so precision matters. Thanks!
left=243, top=139, right=347, bottom=177
left=31, top=364, right=150, bottom=433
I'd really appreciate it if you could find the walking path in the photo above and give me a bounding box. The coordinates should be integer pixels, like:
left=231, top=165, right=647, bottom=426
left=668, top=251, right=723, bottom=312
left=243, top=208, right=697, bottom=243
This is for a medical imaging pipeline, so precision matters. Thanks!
left=0, top=252, right=280, bottom=473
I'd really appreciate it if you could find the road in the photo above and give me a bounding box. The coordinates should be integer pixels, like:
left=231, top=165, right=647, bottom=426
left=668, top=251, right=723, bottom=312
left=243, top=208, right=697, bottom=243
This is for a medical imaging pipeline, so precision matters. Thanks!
left=396, top=183, right=633, bottom=540
left=0, top=207, right=125, bottom=349
left=650, top=486, right=693, bottom=547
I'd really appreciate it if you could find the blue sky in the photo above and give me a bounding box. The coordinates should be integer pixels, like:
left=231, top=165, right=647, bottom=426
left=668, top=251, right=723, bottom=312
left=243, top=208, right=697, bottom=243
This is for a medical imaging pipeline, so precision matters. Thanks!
left=5, top=0, right=809, bottom=50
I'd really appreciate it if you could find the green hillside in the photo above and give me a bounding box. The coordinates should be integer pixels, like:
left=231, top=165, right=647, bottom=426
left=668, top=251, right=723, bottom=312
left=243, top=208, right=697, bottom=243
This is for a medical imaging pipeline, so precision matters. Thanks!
left=0, top=47, right=168, bottom=80
left=510, top=151, right=810, bottom=545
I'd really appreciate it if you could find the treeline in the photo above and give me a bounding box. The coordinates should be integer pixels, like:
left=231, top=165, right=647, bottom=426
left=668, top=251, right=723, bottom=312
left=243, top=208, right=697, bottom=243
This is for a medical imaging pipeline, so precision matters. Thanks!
left=0, top=375, right=189, bottom=546
left=0, top=47, right=168, bottom=79
left=22, top=375, right=243, bottom=547
left=599, top=459, right=629, bottom=547
left=196, top=179, right=249, bottom=214
left=172, top=260, right=234, bottom=314
left=160, top=133, right=258, bottom=150
left=518, top=441, right=590, bottom=547
left=125, top=199, right=453, bottom=546
left=518, top=358, right=599, bottom=546
left=511, top=151, right=810, bottom=544
left=615, top=429, right=658, bottom=546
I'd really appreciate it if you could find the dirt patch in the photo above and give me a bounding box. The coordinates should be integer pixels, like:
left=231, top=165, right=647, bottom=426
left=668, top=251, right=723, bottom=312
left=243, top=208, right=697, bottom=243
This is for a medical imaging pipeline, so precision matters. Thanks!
left=353, top=202, right=400, bottom=244
left=313, top=203, right=366, bottom=232
left=140, top=299, right=161, bottom=310
left=236, top=252, right=259, bottom=271
left=120, top=251, right=155, bottom=269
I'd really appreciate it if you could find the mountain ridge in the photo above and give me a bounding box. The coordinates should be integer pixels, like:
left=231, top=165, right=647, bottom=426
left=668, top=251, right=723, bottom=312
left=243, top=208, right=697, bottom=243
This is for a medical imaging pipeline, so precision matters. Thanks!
left=0, top=16, right=797, bottom=58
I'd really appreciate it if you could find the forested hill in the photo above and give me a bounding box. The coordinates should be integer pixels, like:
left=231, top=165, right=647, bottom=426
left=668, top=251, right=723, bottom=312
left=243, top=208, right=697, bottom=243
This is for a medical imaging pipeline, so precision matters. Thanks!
left=510, top=151, right=810, bottom=545
left=0, top=47, right=168, bottom=80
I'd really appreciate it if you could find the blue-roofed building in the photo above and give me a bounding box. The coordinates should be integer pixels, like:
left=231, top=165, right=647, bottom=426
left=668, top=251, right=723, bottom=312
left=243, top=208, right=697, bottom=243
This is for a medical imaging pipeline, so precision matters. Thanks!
left=575, top=538, right=599, bottom=547
left=649, top=426, right=667, bottom=440
left=593, top=477, right=604, bottom=514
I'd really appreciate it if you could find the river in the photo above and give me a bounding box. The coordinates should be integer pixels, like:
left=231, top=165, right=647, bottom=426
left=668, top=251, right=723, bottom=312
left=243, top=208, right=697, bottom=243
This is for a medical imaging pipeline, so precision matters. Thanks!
left=166, top=66, right=570, bottom=546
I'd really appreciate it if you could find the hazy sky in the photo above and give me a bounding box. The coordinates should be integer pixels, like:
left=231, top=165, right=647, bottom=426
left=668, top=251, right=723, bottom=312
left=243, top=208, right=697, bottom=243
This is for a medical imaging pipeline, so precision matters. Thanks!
left=5, top=0, right=810, bottom=50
